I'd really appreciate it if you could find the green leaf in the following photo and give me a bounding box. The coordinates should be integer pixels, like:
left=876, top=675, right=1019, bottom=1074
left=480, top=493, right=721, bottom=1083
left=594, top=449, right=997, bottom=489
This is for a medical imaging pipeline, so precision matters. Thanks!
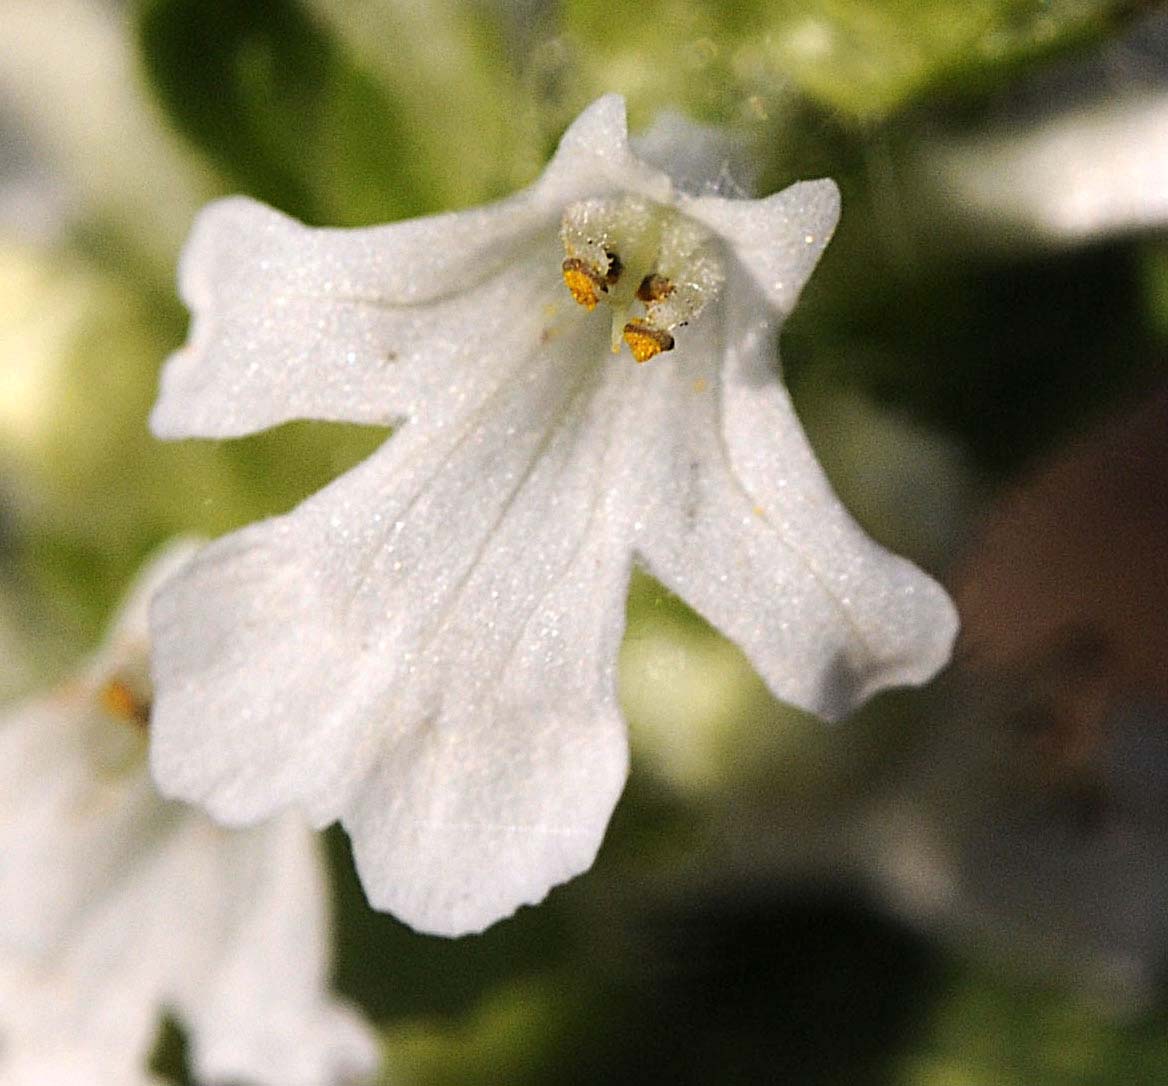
left=136, top=0, right=449, bottom=224
left=303, top=0, right=528, bottom=208
left=137, top=0, right=334, bottom=220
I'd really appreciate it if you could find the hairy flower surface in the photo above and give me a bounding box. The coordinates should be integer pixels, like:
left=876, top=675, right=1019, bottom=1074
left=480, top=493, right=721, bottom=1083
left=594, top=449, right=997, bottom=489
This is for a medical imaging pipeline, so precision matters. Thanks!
left=0, top=542, right=376, bottom=1086
left=149, top=96, right=958, bottom=936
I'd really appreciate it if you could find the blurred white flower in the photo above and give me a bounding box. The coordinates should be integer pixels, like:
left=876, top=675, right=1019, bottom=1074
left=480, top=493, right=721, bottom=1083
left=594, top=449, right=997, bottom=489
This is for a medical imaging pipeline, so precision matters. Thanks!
left=927, top=92, right=1168, bottom=246
left=0, top=116, right=69, bottom=247
left=0, top=0, right=210, bottom=265
left=148, top=94, right=957, bottom=937
left=0, top=541, right=377, bottom=1086
left=918, top=5, right=1168, bottom=251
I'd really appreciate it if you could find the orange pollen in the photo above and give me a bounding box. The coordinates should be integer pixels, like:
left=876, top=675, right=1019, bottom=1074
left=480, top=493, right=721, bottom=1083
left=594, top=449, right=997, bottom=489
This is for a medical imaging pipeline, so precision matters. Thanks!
left=622, top=320, right=675, bottom=363
left=561, top=259, right=605, bottom=311
left=99, top=678, right=150, bottom=729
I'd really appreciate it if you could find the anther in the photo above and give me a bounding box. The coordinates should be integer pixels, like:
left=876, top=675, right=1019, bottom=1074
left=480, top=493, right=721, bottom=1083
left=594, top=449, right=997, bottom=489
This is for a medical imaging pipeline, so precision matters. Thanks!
left=636, top=273, right=673, bottom=304
left=561, top=258, right=607, bottom=311
left=622, top=319, right=675, bottom=364
left=100, top=678, right=151, bottom=729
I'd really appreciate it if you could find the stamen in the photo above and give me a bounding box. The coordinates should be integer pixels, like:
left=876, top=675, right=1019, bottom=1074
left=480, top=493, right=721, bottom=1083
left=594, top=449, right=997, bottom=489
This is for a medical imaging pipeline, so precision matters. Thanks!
left=99, top=677, right=151, bottom=729
left=622, top=320, right=675, bottom=363
left=560, top=195, right=722, bottom=362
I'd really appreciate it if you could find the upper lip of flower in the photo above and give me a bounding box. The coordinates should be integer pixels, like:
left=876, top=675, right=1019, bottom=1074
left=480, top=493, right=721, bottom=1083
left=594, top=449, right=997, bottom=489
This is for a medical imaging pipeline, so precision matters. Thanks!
left=146, top=93, right=958, bottom=938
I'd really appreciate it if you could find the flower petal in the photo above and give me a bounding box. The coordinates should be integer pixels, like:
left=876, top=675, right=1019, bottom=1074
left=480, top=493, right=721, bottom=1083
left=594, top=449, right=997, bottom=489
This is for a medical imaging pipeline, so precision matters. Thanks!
left=0, top=815, right=204, bottom=1079
left=1, top=542, right=373, bottom=1083
left=174, top=814, right=378, bottom=1086
left=150, top=94, right=663, bottom=441
left=631, top=110, right=755, bottom=196
left=1, top=794, right=372, bottom=1085
left=90, top=536, right=203, bottom=668
left=149, top=196, right=551, bottom=438
left=636, top=270, right=958, bottom=721
left=149, top=255, right=577, bottom=823
left=0, top=538, right=203, bottom=953
left=151, top=308, right=635, bottom=932
left=685, top=178, right=841, bottom=316
left=538, top=93, right=670, bottom=202
left=0, top=1037, right=162, bottom=1086
left=0, top=695, right=165, bottom=954
left=344, top=521, right=630, bottom=935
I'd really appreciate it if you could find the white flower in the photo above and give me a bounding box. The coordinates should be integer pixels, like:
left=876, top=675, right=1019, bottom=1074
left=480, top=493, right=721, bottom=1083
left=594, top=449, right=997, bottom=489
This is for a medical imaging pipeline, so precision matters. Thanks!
left=0, top=542, right=377, bottom=1086
left=148, top=95, right=958, bottom=937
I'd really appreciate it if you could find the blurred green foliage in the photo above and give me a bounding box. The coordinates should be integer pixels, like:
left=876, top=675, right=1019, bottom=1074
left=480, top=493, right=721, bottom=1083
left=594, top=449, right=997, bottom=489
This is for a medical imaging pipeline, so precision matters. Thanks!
left=566, top=0, right=1142, bottom=124
left=139, top=0, right=336, bottom=221
left=138, top=0, right=525, bottom=222
left=903, top=968, right=1168, bottom=1085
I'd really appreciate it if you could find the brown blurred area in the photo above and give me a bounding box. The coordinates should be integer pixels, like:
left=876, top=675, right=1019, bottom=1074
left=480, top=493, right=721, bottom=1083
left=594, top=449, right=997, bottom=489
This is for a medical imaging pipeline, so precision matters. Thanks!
left=953, top=381, right=1168, bottom=764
